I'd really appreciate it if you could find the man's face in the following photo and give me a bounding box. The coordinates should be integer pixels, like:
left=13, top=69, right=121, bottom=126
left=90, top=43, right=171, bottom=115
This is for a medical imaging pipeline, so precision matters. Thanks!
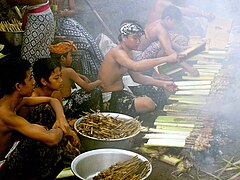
left=125, top=33, right=142, bottom=50
left=66, top=52, right=73, bottom=66
left=45, top=67, right=63, bottom=91
left=21, top=69, right=35, bottom=96
left=166, top=17, right=178, bottom=30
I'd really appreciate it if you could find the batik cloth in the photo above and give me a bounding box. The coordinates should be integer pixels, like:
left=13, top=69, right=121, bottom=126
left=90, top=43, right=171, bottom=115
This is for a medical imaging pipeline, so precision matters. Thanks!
left=108, top=90, right=138, bottom=117
left=56, top=17, right=104, bottom=80
left=136, top=32, right=188, bottom=76
left=64, top=88, right=103, bottom=118
left=0, top=104, right=64, bottom=180
left=21, top=6, right=54, bottom=65
left=129, top=85, right=167, bottom=110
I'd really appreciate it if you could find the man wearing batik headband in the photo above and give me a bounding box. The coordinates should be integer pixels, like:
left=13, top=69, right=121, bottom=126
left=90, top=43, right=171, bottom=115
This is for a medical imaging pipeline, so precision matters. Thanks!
left=49, top=40, right=102, bottom=119
left=98, top=20, right=180, bottom=117
left=49, top=40, right=78, bottom=55
left=118, top=21, right=145, bottom=40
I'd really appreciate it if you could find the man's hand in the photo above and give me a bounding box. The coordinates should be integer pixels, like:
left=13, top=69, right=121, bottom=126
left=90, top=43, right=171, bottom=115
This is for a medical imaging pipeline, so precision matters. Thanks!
left=202, top=11, right=215, bottom=22
left=162, top=81, right=178, bottom=92
left=65, top=130, right=80, bottom=146
left=53, top=116, right=70, bottom=134
left=165, top=53, right=180, bottom=63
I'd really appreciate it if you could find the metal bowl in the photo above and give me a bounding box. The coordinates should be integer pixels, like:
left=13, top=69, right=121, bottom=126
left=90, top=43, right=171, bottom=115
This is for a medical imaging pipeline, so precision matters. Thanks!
left=0, top=31, right=23, bottom=47
left=71, top=148, right=152, bottom=180
left=74, top=112, right=141, bottom=151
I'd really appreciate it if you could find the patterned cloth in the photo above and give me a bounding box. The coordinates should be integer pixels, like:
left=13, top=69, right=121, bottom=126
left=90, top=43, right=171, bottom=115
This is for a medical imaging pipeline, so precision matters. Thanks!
left=50, top=40, right=77, bottom=54
left=108, top=90, right=137, bottom=117
left=119, top=22, right=145, bottom=36
left=21, top=8, right=54, bottom=65
left=0, top=104, right=64, bottom=180
left=64, top=88, right=103, bottom=118
left=106, top=85, right=167, bottom=117
left=129, top=85, right=167, bottom=110
left=56, top=17, right=104, bottom=80
left=136, top=32, right=189, bottom=76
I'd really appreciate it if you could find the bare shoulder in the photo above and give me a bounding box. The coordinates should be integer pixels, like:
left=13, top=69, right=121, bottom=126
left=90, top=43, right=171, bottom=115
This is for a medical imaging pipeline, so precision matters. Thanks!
left=32, top=88, right=41, bottom=97
left=105, top=45, right=125, bottom=60
left=63, top=67, right=76, bottom=74
left=0, top=108, right=17, bottom=127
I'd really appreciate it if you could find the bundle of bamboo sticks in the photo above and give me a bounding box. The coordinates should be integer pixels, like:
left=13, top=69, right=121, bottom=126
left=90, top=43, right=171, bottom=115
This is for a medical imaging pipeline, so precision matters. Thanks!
left=0, top=19, right=23, bottom=32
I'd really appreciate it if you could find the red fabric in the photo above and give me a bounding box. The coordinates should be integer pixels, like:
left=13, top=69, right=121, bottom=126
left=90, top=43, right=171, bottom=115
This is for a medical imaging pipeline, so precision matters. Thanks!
left=22, top=2, right=50, bottom=30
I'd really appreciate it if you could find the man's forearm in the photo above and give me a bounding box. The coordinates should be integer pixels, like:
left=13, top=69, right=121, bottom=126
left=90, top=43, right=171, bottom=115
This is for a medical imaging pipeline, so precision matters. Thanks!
left=132, top=55, right=175, bottom=72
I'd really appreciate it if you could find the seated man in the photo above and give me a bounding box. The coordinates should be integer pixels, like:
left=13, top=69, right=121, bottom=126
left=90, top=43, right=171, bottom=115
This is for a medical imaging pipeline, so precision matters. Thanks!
left=49, top=40, right=103, bottom=118
left=138, top=5, right=199, bottom=78
left=98, top=20, right=179, bottom=117
left=0, top=56, right=74, bottom=179
left=146, top=0, right=215, bottom=34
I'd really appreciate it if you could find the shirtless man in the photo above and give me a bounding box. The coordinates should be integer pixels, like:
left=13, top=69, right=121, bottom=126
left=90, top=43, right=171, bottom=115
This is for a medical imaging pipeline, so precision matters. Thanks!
left=98, top=20, right=179, bottom=116
left=49, top=40, right=103, bottom=118
left=138, top=5, right=199, bottom=77
left=146, top=0, right=215, bottom=25
left=0, top=56, right=73, bottom=179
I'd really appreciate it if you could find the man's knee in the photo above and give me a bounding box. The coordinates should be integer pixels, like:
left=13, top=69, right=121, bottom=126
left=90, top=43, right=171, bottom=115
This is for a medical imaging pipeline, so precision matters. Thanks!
left=135, top=97, right=156, bottom=113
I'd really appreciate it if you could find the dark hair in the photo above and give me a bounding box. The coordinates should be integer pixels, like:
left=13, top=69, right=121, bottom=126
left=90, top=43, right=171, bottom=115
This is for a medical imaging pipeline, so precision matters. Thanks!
left=0, top=55, right=31, bottom=96
left=33, top=58, right=61, bottom=87
left=161, top=5, right=182, bottom=22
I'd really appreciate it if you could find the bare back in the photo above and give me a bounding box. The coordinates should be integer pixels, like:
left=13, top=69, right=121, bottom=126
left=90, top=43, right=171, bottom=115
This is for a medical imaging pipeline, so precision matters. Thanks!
left=60, top=67, right=74, bottom=98
left=0, top=109, right=15, bottom=160
left=146, top=0, right=172, bottom=25
left=138, top=20, right=165, bottom=51
left=98, top=46, right=128, bottom=92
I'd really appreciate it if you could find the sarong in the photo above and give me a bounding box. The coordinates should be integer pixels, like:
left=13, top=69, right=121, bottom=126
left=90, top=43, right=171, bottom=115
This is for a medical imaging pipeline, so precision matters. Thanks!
left=136, top=32, right=189, bottom=76
left=56, top=17, right=104, bottom=80
left=108, top=90, right=137, bottom=117
left=21, top=2, right=54, bottom=65
left=64, top=88, right=103, bottom=118
left=0, top=104, right=64, bottom=180
left=129, top=85, right=167, bottom=110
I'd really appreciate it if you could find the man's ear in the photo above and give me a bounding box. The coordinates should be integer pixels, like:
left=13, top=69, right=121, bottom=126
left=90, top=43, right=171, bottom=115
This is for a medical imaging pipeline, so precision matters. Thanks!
left=41, top=78, right=48, bottom=86
left=60, top=55, right=65, bottom=62
left=122, top=35, right=127, bottom=42
left=15, top=83, right=22, bottom=92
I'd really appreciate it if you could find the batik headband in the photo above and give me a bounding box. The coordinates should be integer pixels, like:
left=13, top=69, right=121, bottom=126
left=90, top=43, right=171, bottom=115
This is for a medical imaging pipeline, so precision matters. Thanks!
left=119, top=22, right=145, bottom=36
left=49, top=40, right=78, bottom=54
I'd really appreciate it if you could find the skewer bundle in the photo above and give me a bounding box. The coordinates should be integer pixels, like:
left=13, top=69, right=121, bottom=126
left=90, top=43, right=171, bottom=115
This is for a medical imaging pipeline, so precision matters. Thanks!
left=93, top=156, right=151, bottom=180
left=76, top=112, right=141, bottom=140
left=0, top=19, right=23, bottom=32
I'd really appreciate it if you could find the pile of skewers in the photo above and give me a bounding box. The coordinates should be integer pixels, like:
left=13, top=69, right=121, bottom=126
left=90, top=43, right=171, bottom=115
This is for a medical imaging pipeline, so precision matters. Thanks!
left=0, top=19, right=23, bottom=32
left=76, top=112, right=141, bottom=140
left=93, top=156, right=151, bottom=180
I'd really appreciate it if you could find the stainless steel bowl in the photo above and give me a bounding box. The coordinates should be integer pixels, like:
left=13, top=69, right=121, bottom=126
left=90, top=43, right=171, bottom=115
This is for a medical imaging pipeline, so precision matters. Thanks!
left=71, top=148, right=152, bottom=180
left=0, top=31, right=23, bottom=47
left=74, top=112, right=140, bottom=151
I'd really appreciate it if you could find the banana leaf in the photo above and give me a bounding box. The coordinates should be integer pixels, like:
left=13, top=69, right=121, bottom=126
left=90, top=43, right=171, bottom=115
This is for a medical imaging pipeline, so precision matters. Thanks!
left=175, top=90, right=210, bottom=95
left=175, top=80, right=212, bottom=86
left=181, top=76, right=215, bottom=81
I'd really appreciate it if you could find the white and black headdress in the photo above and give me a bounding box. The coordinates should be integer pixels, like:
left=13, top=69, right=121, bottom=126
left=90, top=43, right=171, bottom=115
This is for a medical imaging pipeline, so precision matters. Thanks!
left=119, top=21, right=145, bottom=36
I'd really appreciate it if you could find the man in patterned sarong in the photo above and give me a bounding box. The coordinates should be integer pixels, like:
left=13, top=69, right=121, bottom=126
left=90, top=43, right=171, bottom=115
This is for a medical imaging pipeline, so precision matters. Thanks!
left=98, top=20, right=180, bottom=117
